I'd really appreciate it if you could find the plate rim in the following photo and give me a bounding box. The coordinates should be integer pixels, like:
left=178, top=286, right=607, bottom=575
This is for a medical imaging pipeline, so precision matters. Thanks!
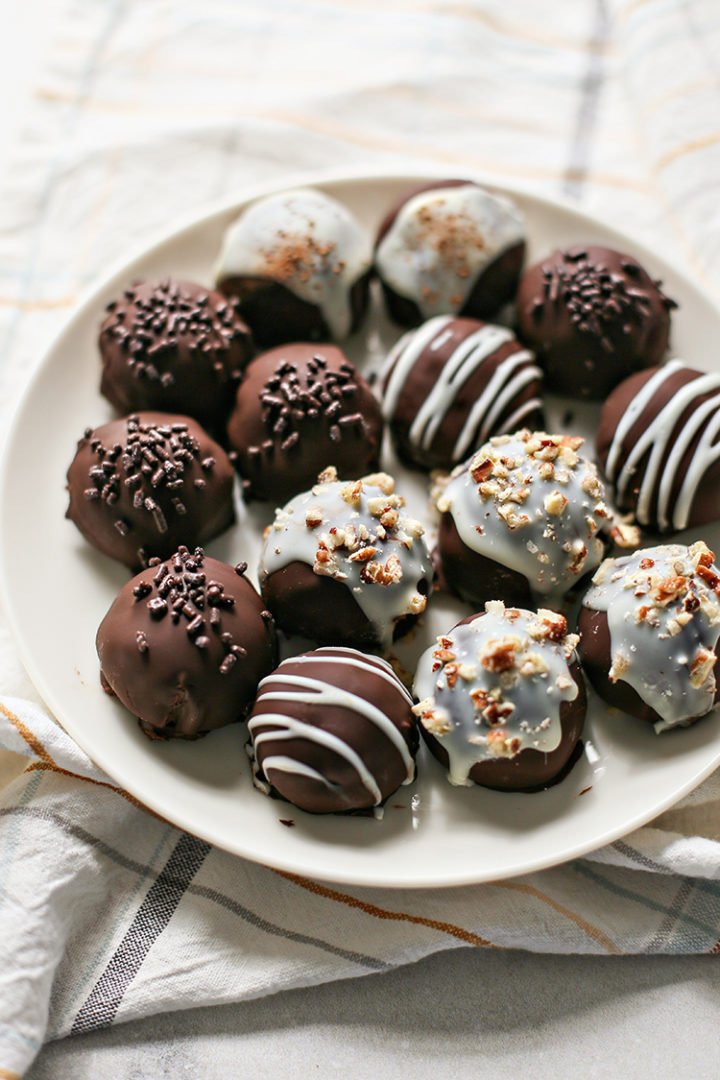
left=2, top=167, right=720, bottom=889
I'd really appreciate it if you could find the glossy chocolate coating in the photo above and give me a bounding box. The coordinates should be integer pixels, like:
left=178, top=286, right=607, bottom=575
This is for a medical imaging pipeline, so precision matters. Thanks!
left=227, top=343, right=383, bottom=503
left=515, top=245, right=676, bottom=399
left=217, top=272, right=370, bottom=350
left=381, top=317, right=543, bottom=471
left=596, top=363, right=720, bottom=533
left=249, top=647, right=418, bottom=813
left=97, top=548, right=277, bottom=739
left=66, top=412, right=235, bottom=570
left=375, top=180, right=526, bottom=327
left=437, top=511, right=534, bottom=609
left=99, top=279, right=253, bottom=432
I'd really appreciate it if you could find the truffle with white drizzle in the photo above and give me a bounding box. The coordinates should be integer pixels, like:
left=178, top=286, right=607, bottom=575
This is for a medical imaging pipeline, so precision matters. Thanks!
left=214, top=188, right=372, bottom=347
left=375, top=180, right=526, bottom=326
left=259, top=467, right=432, bottom=650
left=578, top=543, right=720, bottom=733
left=248, top=647, right=418, bottom=815
left=381, top=315, right=543, bottom=470
left=434, top=429, right=633, bottom=609
left=413, top=602, right=585, bottom=791
left=597, top=361, right=720, bottom=533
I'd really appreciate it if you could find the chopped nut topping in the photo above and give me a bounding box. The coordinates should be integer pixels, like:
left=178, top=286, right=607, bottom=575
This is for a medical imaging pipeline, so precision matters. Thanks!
left=479, top=635, right=522, bottom=672
left=544, top=490, right=568, bottom=516
left=690, top=647, right=716, bottom=688
left=305, top=505, right=324, bottom=529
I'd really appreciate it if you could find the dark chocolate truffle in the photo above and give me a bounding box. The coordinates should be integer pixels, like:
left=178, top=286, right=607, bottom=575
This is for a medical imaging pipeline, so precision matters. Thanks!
left=214, top=188, right=372, bottom=348
left=515, top=245, right=676, bottom=399
left=596, top=360, right=720, bottom=533
left=374, top=180, right=526, bottom=327
left=248, top=647, right=418, bottom=814
left=413, top=602, right=585, bottom=791
left=381, top=315, right=543, bottom=470
left=259, top=467, right=433, bottom=650
left=99, top=279, right=253, bottom=431
left=97, top=546, right=277, bottom=739
left=66, top=412, right=235, bottom=570
left=578, top=543, right=720, bottom=732
left=227, top=343, right=383, bottom=504
left=434, top=430, right=625, bottom=609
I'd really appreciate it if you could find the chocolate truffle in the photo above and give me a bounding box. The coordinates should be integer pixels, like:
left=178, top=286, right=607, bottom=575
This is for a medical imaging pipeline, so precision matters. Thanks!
left=596, top=360, right=720, bottom=533
left=248, top=647, right=417, bottom=814
left=227, top=343, right=383, bottom=504
left=99, top=279, right=253, bottom=431
left=259, top=467, right=433, bottom=650
left=578, top=543, right=720, bottom=733
left=97, top=546, right=277, bottom=739
left=374, top=180, right=526, bottom=327
left=214, top=188, right=372, bottom=348
left=381, top=315, right=543, bottom=471
left=413, top=602, right=585, bottom=791
left=66, top=412, right=235, bottom=570
left=434, top=430, right=627, bottom=609
left=515, top=245, right=676, bottom=399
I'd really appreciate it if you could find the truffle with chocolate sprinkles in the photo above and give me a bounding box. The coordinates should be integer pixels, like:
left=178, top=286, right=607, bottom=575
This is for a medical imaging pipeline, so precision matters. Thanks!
left=99, top=278, right=253, bottom=431
left=227, top=343, right=383, bottom=503
left=97, top=546, right=277, bottom=739
left=66, top=411, right=235, bottom=570
left=515, top=245, right=676, bottom=399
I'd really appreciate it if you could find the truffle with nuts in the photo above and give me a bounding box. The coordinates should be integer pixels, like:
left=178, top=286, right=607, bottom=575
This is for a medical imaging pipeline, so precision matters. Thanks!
left=578, top=542, right=720, bottom=732
left=413, top=601, right=586, bottom=791
left=433, top=429, right=636, bottom=610
left=258, top=467, right=433, bottom=650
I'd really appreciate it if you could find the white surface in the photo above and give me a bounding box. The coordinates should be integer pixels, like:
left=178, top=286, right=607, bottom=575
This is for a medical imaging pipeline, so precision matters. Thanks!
left=26, top=949, right=720, bottom=1080
left=3, top=172, right=720, bottom=888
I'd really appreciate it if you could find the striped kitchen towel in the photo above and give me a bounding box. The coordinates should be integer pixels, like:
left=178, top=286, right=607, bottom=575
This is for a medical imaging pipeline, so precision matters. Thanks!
left=2, top=0, right=720, bottom=1076
left=1, top=694, right=719, bottom=1080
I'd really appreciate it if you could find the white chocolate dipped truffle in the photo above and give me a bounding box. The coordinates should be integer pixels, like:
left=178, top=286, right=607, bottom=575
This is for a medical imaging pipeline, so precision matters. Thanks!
left=578, top=542, right=720, bottom=733
left=434, top=430, right=628, bottom=609
left=375, top=182, right=525, bottom=324
left=413, top=602, right=584, bottom=790
left=258, top=467, right=433, bottom=650
left=215, top=188, right=372, bottom=346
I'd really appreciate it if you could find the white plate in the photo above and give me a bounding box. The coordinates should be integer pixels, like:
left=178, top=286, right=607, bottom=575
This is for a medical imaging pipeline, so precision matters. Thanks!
left=3, top=171, right=720, bottom=889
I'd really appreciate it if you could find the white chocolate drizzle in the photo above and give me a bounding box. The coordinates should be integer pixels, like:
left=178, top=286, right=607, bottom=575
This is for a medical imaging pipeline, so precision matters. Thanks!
left=375, top=184, right=525, bottom=319
left=434, top=430, right=610, bottom=599
left=603, top=360, right=720, bottom=531
left=214, top=188, right=372, bottom=339
left=582, top=543, right=720, bottom=732
left=381, top=316, right=542, bottom=463
left=413, top=602, right=579, bottom=785
left=249, top=648, right=416, bottom=805
left=258, top=468, right=432, bottom=648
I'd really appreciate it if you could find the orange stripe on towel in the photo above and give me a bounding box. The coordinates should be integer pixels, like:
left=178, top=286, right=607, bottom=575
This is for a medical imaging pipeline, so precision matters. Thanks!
left=273, top=869, right=497, bottom=947
left=0, top=702, right=55, bottom=764
left=492, top=880, right=622, bottom=954
left=23, top=761, right=167, bottom=821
